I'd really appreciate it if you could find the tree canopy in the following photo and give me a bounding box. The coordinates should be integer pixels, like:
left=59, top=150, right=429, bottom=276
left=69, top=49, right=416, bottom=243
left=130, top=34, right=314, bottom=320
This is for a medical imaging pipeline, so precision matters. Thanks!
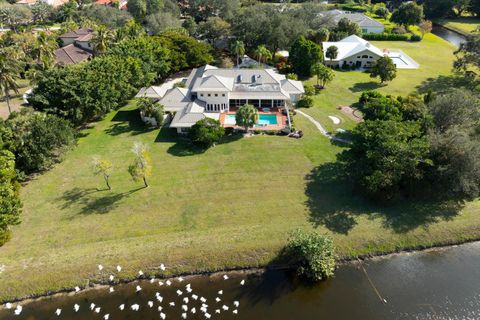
left=289, top=36, right=323, bottom=77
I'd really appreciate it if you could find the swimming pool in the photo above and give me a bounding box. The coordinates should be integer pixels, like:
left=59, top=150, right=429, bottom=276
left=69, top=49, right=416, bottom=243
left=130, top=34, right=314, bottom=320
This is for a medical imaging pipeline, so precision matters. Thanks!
left=224, top=114, right=278, bottom=126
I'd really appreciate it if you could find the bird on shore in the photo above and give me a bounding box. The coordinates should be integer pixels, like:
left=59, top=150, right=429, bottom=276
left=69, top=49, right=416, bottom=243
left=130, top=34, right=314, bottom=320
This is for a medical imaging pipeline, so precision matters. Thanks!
left=104, top=314, right=110, bottom=320
left=160, top=264, right=166, bottom=271
left=95, top=307, right=101, bottom=313
left=218, top=290, right=223, bottom=295
left=5, top=302, right=12, bottom=309
left=109, top=287, right=114, bottom=293
left=136, top=285, right=142, bottom=292
left=55, top=308, right=62, bottom=316
left=160, top=312, right=166, bottom=319
left=14, top=305, right=22, bottom=316
left=74, top=286, right=81, bottom=292
left=176, top=289, right=183, bottom=296
left=233, top=309, right=238, bottom=314
left=166, top=280, right=172, bottom=286
left=98, top=265, right=103, bottom=271
left=119, top=304, right=125, bottom=311
left=240, top=279, right=245, bottom=285
left=181, top=312, right=187, bottom=319
left=223, top=275, right=229, bottom=280
left=90, top=303, right=95, bottom=310
left=109, top=275, right=114, bottom=282
left=178, top=277, right=184, bottom=282
left=116, top=265, right=122, bottom=272
left=148, top=301, right=154, bottom=308
left=233, top=301, right=240, bottom=307
left=192, top=294, right=198, bottom=300
left=131, top=304, right=139, bottom=311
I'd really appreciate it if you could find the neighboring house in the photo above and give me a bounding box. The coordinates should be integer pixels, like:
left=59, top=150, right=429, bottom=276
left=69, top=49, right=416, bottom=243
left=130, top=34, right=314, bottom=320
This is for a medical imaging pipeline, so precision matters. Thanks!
left=55, top=29, right=93, bottom=66
left=96, top=0, right=128, bottom=10
left=324, top=9, right=385, bottom=34
left=323, top=35, right=384, bottom=69
left=17, top=0, right=69, bottom=7
left=142, top=65, right=304, bottom=133
left=323, top=35, right=419, bottom=70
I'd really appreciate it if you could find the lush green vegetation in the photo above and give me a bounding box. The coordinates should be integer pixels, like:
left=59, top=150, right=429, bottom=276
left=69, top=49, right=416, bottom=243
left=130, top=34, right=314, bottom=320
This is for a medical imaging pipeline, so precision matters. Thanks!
left=437, top=17, right=480, bottom=35
left=285, top=230, right=336, bottom=281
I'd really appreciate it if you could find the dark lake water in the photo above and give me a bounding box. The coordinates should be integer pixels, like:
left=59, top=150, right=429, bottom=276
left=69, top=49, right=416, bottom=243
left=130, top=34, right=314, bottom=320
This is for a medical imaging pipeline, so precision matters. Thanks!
left=1, top=242, right=480, bottom=319
left=432, top=25, right=467, bottom=47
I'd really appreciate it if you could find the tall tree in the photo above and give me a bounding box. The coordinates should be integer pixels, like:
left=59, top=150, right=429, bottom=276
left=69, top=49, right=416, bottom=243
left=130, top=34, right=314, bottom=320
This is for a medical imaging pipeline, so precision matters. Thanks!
left=391, top=2, right=424, bottom=27
left=32, top=31, right=57, bottom=69
left=0, top=149, right=21, bottom=244
left=454, top=32, right=480, bottom=73
left=128, top=142, right=152, bottom=188
left=311, top=62, right=334, bottom=88
left=370, top=56, right=397, bottom=84
left=235, top=104, right=257, bottom=132
left=325, top=45, right=338, bottom=63
left=127, top=0, right=147, bottom=21
left=231, top=40, right=245, bottom=66
left=31, top=2, right=53, bottom=25
left=289, top=36, right=323, bottom=77
left=0, top=53, right=21, bottom=115
left=253, top=44, right=271, bottom=64
left=92, top=25, right=113, bottom=56
left=198, top=17, right=231, bottom=46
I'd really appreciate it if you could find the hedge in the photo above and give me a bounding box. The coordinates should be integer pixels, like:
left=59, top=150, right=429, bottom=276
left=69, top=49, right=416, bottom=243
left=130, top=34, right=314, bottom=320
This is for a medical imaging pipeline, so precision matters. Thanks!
left=363, top=33, right=410, bottom=41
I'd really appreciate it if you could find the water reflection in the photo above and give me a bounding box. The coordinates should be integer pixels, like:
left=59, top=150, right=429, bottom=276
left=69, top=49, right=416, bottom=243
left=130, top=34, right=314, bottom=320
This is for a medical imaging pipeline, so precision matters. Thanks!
left=1, top=242, right=480, bottom=319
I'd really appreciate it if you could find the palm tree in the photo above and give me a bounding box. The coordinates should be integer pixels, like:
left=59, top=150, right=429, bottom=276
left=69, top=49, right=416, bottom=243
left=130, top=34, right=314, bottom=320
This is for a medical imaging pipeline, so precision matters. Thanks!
left=231, top=40, right=245, bottom=67
left=0, top=53, right=21, bottom=115
left=32, top=32, right=57, bottom=69
left=253, top=45, right=272, bottom=64
left=326, top=45, right=339, bottom=65
left=235, top=104, right=258, bottom=132
left=91, top=25, right=113, bottom=56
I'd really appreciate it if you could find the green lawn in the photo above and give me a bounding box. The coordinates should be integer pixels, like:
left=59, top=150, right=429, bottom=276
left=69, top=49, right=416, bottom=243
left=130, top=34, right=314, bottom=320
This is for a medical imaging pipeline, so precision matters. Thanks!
left=0, top=33, right=479, bottom=302
left=301, top=33, right=457, bottom=133
left=437, top=17, right=480, bottom=36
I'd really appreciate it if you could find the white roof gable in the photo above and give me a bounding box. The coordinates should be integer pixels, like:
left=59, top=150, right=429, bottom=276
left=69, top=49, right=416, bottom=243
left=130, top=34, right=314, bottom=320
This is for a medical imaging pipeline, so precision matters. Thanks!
left=159, top=87, right=191, bottom=112
left=193, top=75, right=233, bottom=92
left=323, top=35, right=384, bottom=61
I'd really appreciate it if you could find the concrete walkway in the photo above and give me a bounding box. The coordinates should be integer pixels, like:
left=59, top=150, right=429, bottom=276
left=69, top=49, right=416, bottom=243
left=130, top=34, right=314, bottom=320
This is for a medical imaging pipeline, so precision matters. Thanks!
left=296, top=109, right=350, bottom=144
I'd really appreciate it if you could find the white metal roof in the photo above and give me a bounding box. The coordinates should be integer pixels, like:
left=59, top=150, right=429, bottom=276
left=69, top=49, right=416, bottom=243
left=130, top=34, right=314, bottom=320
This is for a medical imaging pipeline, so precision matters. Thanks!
left=323, top=35, right=384, bottom=61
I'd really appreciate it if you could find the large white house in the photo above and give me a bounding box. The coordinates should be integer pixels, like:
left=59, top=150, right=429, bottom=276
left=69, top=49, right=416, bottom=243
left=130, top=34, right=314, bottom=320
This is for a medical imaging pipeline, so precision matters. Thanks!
left=324, top=10, right=385, bottom=34
left=151, top=65, right=304, bottom=133
left=323, top=35, right=419, bottom=70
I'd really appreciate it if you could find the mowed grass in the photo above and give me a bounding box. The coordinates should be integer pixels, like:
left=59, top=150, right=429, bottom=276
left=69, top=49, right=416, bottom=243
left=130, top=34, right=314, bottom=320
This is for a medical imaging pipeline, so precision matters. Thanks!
left=437, top=17, right=480, bottom=36
left=301, top=33, right=457, bottom=132
left=0, top=33, right=479, bottom=302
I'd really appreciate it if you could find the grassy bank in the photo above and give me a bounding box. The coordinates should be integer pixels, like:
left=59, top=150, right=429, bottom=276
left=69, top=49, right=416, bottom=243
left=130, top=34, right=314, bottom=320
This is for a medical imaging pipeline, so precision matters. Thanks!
left=0, top=33, right=478, bottom=302
left=436, top=17, right=480, bottom=36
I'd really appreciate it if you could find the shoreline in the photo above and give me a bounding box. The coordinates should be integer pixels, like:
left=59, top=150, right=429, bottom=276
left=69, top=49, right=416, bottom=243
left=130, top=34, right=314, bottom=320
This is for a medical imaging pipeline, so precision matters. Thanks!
left=2, top=237, right=479, bottom=307
left=434, top=21, right=471, bottom=37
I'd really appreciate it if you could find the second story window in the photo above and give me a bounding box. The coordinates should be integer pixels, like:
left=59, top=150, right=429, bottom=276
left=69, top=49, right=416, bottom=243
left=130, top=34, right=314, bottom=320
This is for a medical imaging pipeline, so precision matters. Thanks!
left=215, top=94, right=218, bottom=97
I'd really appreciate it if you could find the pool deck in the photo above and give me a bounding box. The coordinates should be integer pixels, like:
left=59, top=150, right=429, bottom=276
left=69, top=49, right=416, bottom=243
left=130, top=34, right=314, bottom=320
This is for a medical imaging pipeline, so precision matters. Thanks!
left=219, top=109, right=288, bottom=131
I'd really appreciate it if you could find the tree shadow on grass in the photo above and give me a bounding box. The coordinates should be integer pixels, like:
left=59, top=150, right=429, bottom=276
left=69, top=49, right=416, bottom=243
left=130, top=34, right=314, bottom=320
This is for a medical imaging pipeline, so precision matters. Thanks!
left=58, top=187, right=143, bottom=217
left=348, top=81, right=384, bottom=93
left=305, top=162, right=464, bottom=235
left=416, top=75, right=477, bottom=94
left=104, top=109, right=156, bottom=136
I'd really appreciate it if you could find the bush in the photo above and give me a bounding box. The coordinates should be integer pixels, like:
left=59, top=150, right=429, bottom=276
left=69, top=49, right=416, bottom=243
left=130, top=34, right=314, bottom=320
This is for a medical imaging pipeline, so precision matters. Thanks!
left=363, top=33, right=410, bottom=41
left=410, top=34, right=422, bottom=42
left=296, top=95, right=314, bottom=108
left=286, top=230, right=336, bottom=281
left=137, top=98, right=165, bottom=127
left=359, top=91, right=384, bottom=105
left=304, top=84, right=315, bottom=96
left=188, top=118, right=224, bottom=148
left=0, top=109, right=75, bottom=174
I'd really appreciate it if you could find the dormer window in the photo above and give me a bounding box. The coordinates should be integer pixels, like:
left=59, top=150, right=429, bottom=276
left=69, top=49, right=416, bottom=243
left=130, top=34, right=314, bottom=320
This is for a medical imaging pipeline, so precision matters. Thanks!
left=215, top=94, right=218, bottom=97
left=251, top=75, right=256, bottom=83
left=237, top=75, right=242, bottom=83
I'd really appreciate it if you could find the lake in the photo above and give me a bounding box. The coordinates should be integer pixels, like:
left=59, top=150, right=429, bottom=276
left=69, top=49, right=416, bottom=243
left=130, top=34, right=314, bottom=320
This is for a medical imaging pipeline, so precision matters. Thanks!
left=1, top=241, right=480, bottom=319
left=432, top=25, right=467, bottom=47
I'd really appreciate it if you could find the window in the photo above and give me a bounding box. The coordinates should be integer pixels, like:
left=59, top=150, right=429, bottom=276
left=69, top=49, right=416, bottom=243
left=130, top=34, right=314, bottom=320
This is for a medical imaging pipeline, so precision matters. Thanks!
left=215, top=94, right=218, bottom=97
left=200, top=94, right=204, bottom=97
left=362, top=55, right=368, bottom=59
left=357, top=56, right=360, bottom=58
left=369, top=56, right=373, bottom=59
left=362, top=29, right=368, bottom=33
left=208, top=94, right=211, bottom=97
left=222, top=94, right=225, bottom=97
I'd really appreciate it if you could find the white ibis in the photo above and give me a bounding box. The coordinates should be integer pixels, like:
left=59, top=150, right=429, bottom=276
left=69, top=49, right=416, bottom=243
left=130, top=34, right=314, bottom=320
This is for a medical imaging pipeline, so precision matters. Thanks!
left=55, top=308, right=61, bottom=316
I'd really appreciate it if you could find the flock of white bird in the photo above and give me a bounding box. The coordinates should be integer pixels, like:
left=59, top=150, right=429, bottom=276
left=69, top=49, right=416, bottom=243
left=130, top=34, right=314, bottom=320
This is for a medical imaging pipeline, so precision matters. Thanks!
left=4, top=263, right=246, bottom=319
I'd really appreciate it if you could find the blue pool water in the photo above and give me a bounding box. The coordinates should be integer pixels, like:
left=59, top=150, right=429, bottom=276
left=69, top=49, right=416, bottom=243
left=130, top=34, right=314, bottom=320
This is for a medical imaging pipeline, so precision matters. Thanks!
left=224, top=114, right=278, bottom=126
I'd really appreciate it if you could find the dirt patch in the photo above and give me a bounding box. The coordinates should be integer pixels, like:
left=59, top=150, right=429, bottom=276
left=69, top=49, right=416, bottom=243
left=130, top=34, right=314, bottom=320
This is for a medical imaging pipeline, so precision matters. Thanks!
left=338, top=106, right=363, bottom=123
